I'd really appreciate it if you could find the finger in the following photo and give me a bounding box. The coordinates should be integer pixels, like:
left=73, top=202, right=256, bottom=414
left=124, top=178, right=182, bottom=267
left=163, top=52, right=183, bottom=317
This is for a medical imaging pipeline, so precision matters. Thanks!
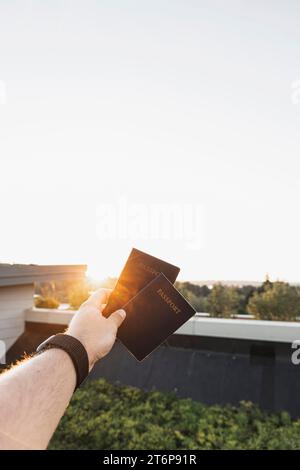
left=109, top=309, right=126, bottom=328
left=85, top=288, right=112, bottom=310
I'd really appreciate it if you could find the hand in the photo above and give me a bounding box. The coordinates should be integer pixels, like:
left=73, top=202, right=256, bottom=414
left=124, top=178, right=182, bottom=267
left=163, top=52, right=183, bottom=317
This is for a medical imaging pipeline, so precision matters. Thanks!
left=66, top=289, right=126, bottom=370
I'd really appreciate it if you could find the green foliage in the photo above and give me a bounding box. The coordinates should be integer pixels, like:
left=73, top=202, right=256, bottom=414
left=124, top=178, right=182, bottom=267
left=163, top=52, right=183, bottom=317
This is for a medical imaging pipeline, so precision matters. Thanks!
left=176, top=282, right=210, bottom=312
left=207, top=284, right=240, bottom=318
left=176, top=282, right=258, bottom=318
left=35, top=277, right=117, bottom=310
left=35, top=279, right=79, bottom=303
left=237, top=285, right=256, bottom=315
left=185, top=291, right=209, bottom=312
left=176, top=282, right=210, bottom=298
left=247, top=282, right=300, bottom=321
left=34, top=296, right=60, bottom=309
left=35, top=277, right=300, bottom=320
left=69, top=282, right=90, bottom=309
left=49, top=379, right=300, bottom=450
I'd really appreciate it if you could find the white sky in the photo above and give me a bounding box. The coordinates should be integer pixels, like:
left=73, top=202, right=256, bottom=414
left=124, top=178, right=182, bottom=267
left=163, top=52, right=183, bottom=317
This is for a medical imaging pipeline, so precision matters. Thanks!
left=0, top=0, right=300, bottom=282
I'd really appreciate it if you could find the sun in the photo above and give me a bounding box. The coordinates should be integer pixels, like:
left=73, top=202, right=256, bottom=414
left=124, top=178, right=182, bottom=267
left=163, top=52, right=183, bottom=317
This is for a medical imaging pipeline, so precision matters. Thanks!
left=86, top=266, right=106, bottom=284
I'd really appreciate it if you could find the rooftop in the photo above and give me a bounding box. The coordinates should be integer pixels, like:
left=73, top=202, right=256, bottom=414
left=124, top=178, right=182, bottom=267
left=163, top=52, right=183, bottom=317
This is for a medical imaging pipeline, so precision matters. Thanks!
left=0, top=263, right=87, bottom=286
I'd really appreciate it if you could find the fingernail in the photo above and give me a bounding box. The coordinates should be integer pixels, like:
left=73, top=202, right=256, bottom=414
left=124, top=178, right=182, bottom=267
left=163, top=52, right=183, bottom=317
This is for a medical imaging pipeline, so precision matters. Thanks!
left=118, top=309, right=126, bottom=318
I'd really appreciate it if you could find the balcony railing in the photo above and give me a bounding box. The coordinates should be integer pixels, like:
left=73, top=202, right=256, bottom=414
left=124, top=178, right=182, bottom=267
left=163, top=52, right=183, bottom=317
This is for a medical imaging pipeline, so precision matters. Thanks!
left=25, top=306, right=300, bottom=344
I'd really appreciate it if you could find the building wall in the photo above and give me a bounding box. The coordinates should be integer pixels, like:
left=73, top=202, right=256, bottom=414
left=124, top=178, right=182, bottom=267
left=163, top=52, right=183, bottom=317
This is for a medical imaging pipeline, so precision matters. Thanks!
left=6, top=318, right=300, bottom=418
left=0, top=284, right=34, bottom=356
left=90, top=336, right=300, bottom=418
left=0, top=262, right=86, bottom=363
left=7, top=310, right=300, bottom=418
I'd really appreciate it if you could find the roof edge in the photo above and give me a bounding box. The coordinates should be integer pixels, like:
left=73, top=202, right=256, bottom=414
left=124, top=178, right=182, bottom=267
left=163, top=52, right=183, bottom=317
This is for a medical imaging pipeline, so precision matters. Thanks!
left=0, top=264, right=87, bottom=286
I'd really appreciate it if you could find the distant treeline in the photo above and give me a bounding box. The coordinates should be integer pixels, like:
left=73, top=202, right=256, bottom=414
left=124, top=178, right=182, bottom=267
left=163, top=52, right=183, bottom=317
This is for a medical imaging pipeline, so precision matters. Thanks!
left=175, top=278, right=300, bottom=321
left=35, top=277, right=116, bottom=310
left=35, top=277, right=300, bottom=321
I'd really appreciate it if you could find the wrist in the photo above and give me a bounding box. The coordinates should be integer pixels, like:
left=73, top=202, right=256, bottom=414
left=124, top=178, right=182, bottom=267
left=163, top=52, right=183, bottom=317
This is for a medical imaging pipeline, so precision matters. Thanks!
left=65, top=329, right=96, bottom=371
left=36, top=333, right=89, bottom=389
left=41, top=347, right=77, bottom=386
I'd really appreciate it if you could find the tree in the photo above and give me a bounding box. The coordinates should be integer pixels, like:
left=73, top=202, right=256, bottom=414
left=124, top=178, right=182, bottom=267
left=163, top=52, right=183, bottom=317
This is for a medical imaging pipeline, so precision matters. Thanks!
left=175, top=282, right=210, bottom=298
left=247, top=282, right=300, bottom=321
left=237, top=285, right=257, bottom=314
left=256, top=274, right=273, bottom=295
left=184, top=291, right=209, bottom=312
left=207, top=284, right=240, bottom=318
left=69, top=281, right=90, bottom=309
left=175, top=282, right=210, bottom=312
left=35, top=296, right=60, bottom=309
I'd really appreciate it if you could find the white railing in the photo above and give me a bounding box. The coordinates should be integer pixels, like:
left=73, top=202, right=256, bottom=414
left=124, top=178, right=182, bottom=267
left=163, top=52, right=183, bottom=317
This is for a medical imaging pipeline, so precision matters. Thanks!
left=195, top=312, right=255, bottom=319
left=25, top=307, right=300, bottom=344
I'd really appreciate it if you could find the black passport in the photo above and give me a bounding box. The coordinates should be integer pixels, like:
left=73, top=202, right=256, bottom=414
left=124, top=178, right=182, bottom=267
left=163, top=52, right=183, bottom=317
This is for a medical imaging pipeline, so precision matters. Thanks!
left=118, top=273, right=196, bottom=360
left=103, top=248, right=196, bottom=361
left=103, top=248, right=180, bottom=317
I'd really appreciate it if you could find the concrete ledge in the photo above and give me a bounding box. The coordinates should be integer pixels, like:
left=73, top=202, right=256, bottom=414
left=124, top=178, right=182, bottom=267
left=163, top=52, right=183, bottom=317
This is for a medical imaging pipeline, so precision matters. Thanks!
left=25, top=308, right=300, bottom=344
left=177, top=316, right=300, bottom=343
left=25, top=308, right=74, bottom=325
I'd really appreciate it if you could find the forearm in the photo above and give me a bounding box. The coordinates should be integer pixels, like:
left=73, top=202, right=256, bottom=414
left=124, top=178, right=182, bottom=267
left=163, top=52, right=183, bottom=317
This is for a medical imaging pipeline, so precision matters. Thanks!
left=0, top=289, right=125, bottom=450
left=0, top=349, right=76, bottom=450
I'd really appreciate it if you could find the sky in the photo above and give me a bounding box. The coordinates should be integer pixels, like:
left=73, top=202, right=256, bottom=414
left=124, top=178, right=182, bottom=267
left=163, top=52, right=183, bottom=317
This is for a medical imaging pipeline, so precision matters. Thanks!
left=0, top=0, right=300, bottom=282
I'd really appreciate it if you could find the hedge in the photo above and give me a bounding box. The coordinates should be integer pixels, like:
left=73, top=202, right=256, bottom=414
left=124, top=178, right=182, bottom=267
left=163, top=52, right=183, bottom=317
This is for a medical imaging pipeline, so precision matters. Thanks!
left=49, top=378, right=300, bottom=450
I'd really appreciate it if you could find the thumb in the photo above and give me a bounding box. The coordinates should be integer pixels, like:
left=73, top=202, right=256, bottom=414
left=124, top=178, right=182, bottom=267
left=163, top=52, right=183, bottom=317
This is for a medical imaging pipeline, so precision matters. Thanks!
left=109, top=309, right=126, bottom=328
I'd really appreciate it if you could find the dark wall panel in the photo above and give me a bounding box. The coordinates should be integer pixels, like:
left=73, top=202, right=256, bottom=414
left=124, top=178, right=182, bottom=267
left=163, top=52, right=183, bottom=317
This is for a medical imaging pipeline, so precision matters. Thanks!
left=90, top=339, right=300, bottom=418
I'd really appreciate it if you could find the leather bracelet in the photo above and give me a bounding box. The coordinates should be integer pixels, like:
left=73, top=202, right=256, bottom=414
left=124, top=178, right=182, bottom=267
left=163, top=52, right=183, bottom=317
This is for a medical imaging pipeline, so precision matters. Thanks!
left=36, top=334, right=89, bottom=390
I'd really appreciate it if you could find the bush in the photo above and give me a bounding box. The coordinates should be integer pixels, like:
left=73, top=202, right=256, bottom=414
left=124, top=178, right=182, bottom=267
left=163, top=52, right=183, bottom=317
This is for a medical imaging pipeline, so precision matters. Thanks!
left=69, top=283, right=90, bottom=309
left=49, top=379, right=300, bottom=450
left=35, top=296, right=59, bottom=309
left=176, top=282, right=210, bottom=312
left=247, top=282, right=300, bottom=321
left=207, top=284, right=240, bottom=318
left=183, top=291, right=209, bottom=312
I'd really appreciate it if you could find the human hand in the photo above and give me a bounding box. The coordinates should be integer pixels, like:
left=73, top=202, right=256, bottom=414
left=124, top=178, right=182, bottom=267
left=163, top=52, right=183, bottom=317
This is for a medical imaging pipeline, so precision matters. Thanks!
left=66, top=289, right=126, bottom=370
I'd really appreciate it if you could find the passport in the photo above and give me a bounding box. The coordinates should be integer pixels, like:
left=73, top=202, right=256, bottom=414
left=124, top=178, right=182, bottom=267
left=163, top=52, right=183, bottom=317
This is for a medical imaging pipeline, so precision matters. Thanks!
left=103, top=248, right=180, bottom=317
left=117, top=273, right=196, bottom=361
